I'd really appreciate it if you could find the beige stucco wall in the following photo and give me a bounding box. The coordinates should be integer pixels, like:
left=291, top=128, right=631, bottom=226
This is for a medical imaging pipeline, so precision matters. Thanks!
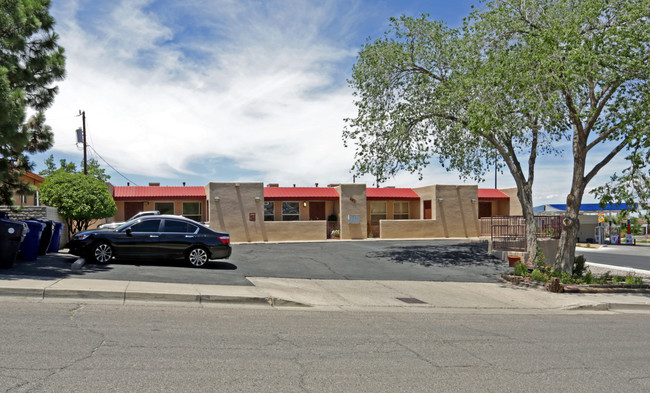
left=500, top=187, right=522, bottom=216
left=336, top=183, right=367, bottom=239
left=413, top=185, right=437, bottom=219
left=382, top=185, right=479, bottom=238
left=206, top=182, right=266, bottom=242
left=264, top=221, right=326, bottom=241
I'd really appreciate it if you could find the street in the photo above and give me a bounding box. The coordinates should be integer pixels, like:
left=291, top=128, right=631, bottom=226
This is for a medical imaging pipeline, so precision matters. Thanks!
left=1, top=302, right=649, bottom=392
left=578, top=244, right=650, bottom=271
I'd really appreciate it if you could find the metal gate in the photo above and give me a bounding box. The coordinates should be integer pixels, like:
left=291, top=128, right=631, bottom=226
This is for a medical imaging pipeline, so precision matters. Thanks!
left=490, top=216, right=563, bottom=251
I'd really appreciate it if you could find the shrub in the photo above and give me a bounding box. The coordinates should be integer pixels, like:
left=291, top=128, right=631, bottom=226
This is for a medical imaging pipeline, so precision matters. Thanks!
left=330, top=229, right=340, bottom=238
left=612, top=275, right=625, bottom=283
left=625, top=275, right=643, bottom=285
left=530, top=269, right=548, bottom=282
left=513, top=262, right=528, bottom=276
left=573, top=255, right=586, bottom=277
left=583, top=272, right=593, bottom=284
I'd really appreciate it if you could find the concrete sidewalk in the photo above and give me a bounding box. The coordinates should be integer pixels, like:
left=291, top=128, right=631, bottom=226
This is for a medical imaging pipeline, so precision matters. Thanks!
left=1, top=275, right=649, bottom=313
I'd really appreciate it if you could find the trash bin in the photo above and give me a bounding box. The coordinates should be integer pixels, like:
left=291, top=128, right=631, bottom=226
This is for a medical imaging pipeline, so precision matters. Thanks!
left=0, top=219, right=28, bottom=268
left=47, top=222, right=65, bottom=253
left=30, top=218, right=53, bottom=255
left=19, top=220, right=45, bottom=261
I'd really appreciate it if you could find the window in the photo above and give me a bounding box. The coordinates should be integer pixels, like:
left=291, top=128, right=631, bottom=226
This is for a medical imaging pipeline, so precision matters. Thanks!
left=264, top=202, right=275, bottom=221
left=370, top=202, right=387, bottom=223
left=129, top=219, right=161, bottom=232
left=155, top=202, right=174, bottom=215
left=282, top=202, right=300, bottom=221
left=163, top=220, right=198, bottom=234
left=182, top=202, right=201, bottom=221
left=394, top=202, right=409, bottom=220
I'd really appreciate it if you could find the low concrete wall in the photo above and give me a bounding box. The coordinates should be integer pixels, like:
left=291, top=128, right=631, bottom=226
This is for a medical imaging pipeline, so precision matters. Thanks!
left=264, top=221, right=326, bottom=242
left=380, top=219, right=446, bottom=238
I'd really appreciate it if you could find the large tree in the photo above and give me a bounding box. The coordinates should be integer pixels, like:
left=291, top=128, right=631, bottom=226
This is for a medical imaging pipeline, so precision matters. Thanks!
left=0, top=0, right=65, bottom=205
left=39, top=171, right=117, bottom=237
left=39, top=154, right=111, bottom=182
left=344, top=0, right=650, bottom=273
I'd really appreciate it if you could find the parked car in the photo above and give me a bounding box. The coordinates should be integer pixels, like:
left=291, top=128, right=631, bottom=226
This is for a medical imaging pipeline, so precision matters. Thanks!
left=66, top=215, right=231, bottom=267
left=98, top=210, right=161, bottom=230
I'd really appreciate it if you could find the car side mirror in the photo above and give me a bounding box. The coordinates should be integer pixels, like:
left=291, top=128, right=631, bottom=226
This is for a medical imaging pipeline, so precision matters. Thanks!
left=125, top=228, right=132, bottom=236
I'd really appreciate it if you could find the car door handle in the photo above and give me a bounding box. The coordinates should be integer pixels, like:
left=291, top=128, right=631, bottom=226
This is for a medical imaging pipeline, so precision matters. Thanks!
left=185, top=235, right=194, bottom=238
left=149, top=235, right=159, bottom=238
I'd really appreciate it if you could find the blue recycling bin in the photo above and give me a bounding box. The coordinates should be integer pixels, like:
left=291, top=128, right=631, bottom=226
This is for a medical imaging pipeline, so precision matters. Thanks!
left=19, top=220, right=45, bottom=261
left=31, top=218, right=54, bottom=255
left=47, top=222, right=64, bottom=253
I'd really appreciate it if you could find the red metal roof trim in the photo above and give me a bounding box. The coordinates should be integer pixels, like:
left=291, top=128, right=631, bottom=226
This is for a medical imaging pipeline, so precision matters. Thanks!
left=478, top=188, right=510, bottom=200
left=113, top=186, right=206, bottom=201
left=366, top=188, right=420, bottom=201
left=263, top=187, right=340, bottom=201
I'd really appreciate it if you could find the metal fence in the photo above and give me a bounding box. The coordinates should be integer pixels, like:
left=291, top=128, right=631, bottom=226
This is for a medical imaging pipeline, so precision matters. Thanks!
left=485, top=215, right=563, bottom=251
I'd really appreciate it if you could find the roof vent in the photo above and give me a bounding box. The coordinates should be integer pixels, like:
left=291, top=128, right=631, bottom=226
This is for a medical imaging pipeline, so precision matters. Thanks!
left=149, top=182, right=160, bottom=187
left=267, top=183, right=279, bottom=187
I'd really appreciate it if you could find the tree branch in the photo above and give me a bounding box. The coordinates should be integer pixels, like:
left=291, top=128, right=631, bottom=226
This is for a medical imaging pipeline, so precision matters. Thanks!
left=584, top=139, right=630, bottom=184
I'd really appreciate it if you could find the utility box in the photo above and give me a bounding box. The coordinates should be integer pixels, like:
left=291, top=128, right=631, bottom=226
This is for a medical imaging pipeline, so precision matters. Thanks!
left=348, top=214, right=361, bottom=224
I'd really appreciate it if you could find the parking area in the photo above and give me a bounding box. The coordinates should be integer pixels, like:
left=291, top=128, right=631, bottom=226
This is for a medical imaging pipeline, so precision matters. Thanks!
left=1, top=240, right=510, bottom=286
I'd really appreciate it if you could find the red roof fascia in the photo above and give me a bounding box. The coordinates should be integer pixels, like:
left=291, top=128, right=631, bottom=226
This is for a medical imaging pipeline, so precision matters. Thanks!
left=478, top=188, right=510, bottom=201
left=113, top=186, right=206, bottom=201
left=263, top=187, right=339, bottom=201
left=366, top=188, right=420, bottom=201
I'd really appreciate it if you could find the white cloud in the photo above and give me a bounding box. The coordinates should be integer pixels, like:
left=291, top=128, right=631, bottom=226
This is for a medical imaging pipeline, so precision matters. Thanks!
left=47, top=0, right=359, bottom=185
left=43, top=0, right=633, bottom=208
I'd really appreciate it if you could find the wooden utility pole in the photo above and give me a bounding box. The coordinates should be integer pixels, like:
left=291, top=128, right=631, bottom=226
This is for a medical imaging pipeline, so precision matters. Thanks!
left=80, top=110, right=87, bottom=175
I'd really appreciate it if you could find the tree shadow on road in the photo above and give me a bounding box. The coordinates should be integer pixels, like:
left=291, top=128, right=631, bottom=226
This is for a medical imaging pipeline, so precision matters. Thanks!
left=368, top=242, right=502, bottom=268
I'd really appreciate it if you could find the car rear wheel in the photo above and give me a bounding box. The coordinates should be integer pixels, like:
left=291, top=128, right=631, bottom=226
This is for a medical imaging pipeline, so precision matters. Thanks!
left=91, top=242, right=113, bottom=264
left=186, top=247, right=209, bottom=267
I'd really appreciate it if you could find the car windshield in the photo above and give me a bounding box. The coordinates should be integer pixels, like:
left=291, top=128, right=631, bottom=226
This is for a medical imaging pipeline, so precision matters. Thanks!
left=115, top=219, right=138, bottom=231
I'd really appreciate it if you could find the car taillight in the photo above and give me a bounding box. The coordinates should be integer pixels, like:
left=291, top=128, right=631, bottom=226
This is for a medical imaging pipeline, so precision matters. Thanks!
left=218, top=236, right=230, bottom=245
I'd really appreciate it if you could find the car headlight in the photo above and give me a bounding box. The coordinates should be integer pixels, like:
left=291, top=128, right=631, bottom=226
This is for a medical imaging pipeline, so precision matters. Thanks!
left=75, top=234, right=91, bottom=240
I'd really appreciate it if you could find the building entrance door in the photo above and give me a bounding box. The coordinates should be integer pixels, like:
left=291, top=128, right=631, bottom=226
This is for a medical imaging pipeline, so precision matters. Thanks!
left=479, top=202, right=492, bottom=218
left=309, top=202, right=326, bottom=220
left=124, top=202, right=144, bottom=221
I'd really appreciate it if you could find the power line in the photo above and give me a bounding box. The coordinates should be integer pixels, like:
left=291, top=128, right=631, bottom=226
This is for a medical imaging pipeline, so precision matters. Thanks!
left=87, top=145, right=139, bottom=186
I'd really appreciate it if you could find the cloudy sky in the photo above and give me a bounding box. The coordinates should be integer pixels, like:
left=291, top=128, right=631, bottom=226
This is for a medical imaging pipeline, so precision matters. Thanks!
left=34, top=0, right=627, bottom=205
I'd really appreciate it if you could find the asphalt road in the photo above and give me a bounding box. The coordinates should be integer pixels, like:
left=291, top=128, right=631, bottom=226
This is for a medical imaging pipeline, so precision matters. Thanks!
left=1, top=302, right=649, bottom=392
left=2, top=240, right=510, bottom=285
left=577, top=244, right=650, bottom=271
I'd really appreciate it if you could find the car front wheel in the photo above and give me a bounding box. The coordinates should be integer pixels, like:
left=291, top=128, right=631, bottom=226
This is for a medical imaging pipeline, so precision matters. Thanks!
left=91, top=242, right=113, bottom=264
left=186, top=247, right=209, bottom=267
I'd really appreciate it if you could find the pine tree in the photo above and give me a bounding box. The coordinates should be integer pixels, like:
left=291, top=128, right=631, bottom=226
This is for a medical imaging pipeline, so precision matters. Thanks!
left=0, top=0, right=66, bottom=204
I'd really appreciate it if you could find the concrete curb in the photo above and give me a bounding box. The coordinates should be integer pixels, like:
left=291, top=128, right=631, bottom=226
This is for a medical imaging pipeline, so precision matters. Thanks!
left=0, top=279, right=309, bottom=307
left=501, top=274, right=650, bottom=294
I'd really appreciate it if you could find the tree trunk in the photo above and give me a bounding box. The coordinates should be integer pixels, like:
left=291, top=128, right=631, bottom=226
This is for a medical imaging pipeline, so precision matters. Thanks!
left=513, top=180, right=538, bottom=264
left=555, top=192, right=582, bottom=273
left=555, top=124, right=588, bottom=273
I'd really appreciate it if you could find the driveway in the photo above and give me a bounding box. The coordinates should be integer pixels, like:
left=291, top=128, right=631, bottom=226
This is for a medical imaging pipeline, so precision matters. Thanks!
left=1, top=240, right=510, bottom=286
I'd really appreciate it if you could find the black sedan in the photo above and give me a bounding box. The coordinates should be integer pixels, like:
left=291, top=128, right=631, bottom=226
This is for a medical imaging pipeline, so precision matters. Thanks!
left=66, top=215, right=231, bottom=267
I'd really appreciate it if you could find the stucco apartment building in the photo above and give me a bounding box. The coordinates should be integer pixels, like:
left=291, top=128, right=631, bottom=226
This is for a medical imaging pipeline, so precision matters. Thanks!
left=106, top=182, right=521, bottom=243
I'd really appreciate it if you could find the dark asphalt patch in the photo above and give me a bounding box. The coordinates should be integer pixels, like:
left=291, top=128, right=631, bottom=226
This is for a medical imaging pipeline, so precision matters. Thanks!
left=368, top=242, right=501, bottom=268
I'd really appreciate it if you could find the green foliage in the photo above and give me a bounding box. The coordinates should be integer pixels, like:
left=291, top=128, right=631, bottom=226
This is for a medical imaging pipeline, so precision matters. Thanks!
left=583, top=272, right=593, bottom=285
left=0, top=0, right=66, bottom=205
left=530, top=269, right=548, bottom=283
left=39, top=154, right=110, bottom=182
left=612, top=275, right=625, bottom=283
left=625, top=275, right=643, bottom=285
left=39, top=171, right=116, bottom=236
left=513, top=262, right=528, bottom=276
left=344, top=0, right=650, bottom=273
left=573, top=255, right=586, bottom=277
left=534, top=247, right=547, bottom=268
